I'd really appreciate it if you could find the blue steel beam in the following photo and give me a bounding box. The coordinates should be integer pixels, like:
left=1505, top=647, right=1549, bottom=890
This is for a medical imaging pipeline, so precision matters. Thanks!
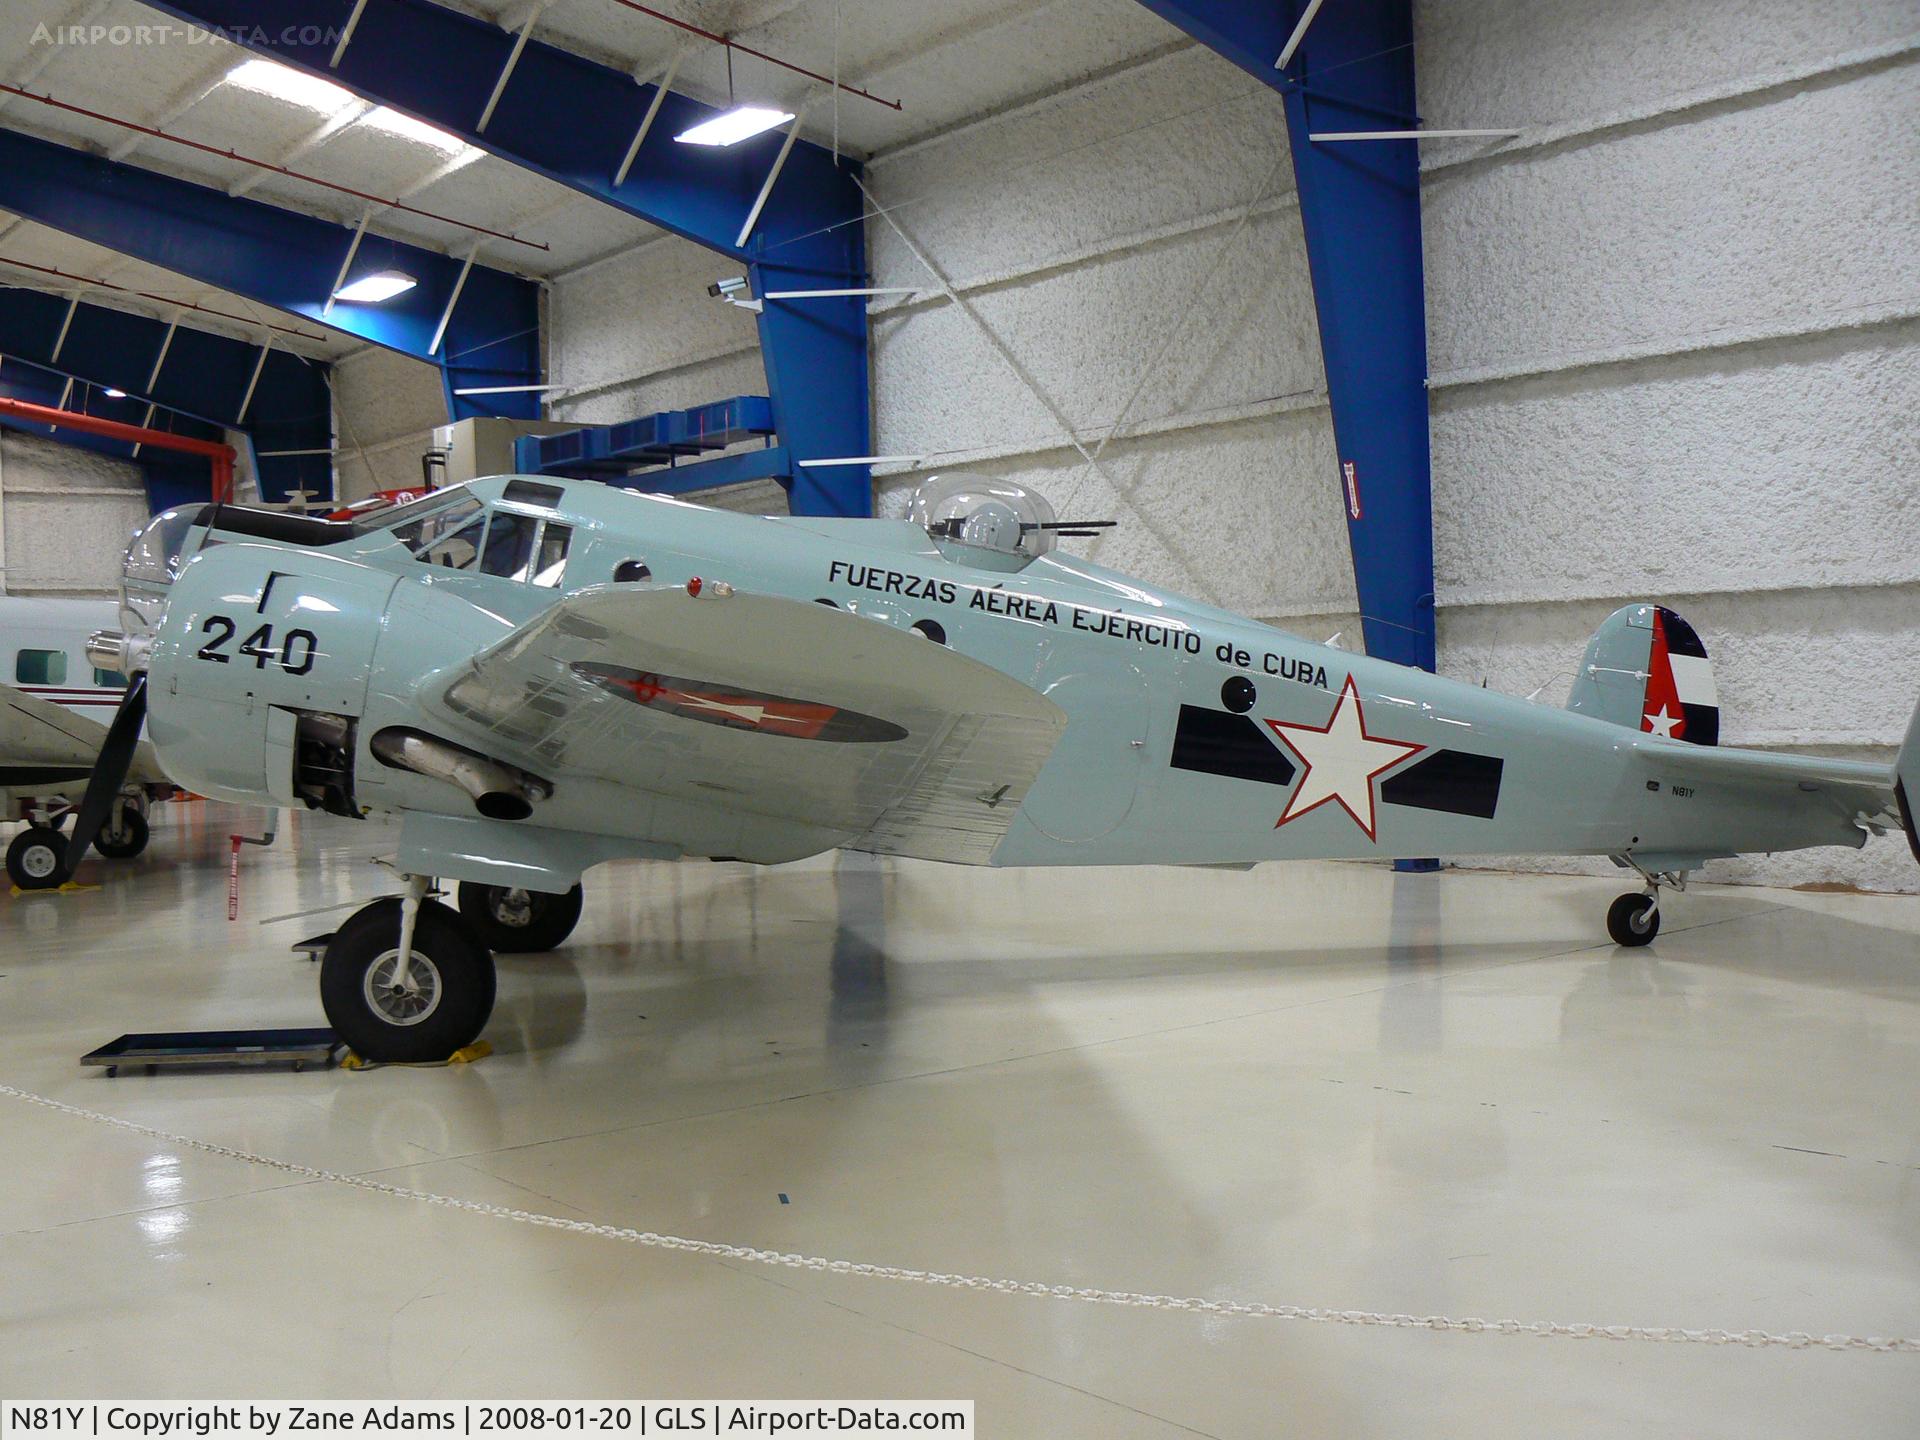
left=1133, top=0, right=1436, bottom=676
left=0, top=124, right=540, bottom=427
left=0, top=284, right=333, bottom=503
left=142, top=0, right=874, bottom=515
left=751, top=261, right=871, bottom=517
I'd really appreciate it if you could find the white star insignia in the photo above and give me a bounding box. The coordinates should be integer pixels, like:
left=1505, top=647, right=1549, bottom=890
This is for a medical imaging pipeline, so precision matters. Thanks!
left=1644, top=705, right=1680, bottom=739
left=1264, top=677, right=1426, bottom=841
left=680, top=694, right=769, bottom=724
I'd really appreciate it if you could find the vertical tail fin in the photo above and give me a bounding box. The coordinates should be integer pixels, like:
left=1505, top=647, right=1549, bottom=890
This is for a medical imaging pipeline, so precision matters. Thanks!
left=1566, top=603, right=1719, bottom=745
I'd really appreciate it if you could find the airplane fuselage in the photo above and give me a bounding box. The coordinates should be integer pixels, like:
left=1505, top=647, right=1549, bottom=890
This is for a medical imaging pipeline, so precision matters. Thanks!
left=138, top=477, right=1875, bottom=884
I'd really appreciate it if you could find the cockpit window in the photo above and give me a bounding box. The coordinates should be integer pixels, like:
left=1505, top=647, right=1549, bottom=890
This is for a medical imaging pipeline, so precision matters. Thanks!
left=413, top=505, right=488, bottom=570
left=393, top=495, right=485, bottom=564
left=398, top=500, right=572, bottom=587
left=532, top=524, right=571, bottom=587
left=479, top=511, right=540, bottom=580
left=354, top=485, right=475, bottom=538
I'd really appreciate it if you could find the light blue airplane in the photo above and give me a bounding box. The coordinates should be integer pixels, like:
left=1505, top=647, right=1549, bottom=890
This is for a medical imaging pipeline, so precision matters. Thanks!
left=68, top=473, right=1917, bottom=1061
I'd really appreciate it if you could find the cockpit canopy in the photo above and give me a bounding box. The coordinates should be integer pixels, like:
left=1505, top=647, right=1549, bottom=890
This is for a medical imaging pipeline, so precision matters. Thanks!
left=120, top=505, right=207, bottom=633
left=907, top=473, right=1060, bottom=565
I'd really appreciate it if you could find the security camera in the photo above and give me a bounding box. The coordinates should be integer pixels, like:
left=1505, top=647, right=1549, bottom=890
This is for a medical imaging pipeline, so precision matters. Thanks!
left=706, top=275, right=761, bottom=312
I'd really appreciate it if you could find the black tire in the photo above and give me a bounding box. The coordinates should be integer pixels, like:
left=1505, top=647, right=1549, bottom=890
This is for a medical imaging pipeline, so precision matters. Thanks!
left=457, top=881, right=583, bottom=953
left=7, top=827, right=66, bottom=890
left=320, top=897, right=495, bottom=1063
left=95, top=808, right=150, bottom=860
left=1607, top=892, right=1660, bottom=947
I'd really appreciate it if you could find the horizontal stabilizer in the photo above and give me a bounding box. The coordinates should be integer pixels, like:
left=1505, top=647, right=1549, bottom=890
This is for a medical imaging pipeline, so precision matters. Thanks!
left=1897, top=698, right=1920, bottom=866
left=1631, top=732, right=1903, bottom=863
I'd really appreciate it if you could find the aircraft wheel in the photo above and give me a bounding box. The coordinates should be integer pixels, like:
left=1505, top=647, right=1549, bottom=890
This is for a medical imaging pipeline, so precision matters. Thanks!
left=1607, top=893, right=1660, bottom=947
left=7, top=827, right=66, bottom=890
left=457, top=881, right=583, bottom=953
left=95, top=807, right=150, bottom=860
left=320, top=897, right=495, bottom=1063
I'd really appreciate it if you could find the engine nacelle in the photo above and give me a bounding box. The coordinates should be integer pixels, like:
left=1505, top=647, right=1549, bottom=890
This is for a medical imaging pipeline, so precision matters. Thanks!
left=145, top=538, right=398, bottom=809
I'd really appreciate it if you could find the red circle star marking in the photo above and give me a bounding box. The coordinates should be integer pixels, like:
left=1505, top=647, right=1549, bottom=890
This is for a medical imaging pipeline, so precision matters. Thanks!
left=1263, top=676, right=1426, bottom=841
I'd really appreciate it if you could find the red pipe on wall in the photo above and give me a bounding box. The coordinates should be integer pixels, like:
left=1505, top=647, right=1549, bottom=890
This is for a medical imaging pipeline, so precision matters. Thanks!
left=0, top=396, right=236, bottom=503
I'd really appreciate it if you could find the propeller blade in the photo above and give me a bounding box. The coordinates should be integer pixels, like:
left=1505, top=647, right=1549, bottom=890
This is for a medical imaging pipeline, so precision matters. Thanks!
left=60, top=672, right=148, bottom=881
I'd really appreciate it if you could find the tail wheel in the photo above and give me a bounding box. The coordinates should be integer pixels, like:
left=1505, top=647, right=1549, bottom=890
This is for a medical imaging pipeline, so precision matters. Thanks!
left=320, top=897, right=495, bottom=1062
left=7, top=827, right=66, bottom=890
left=457, top=881, right=584, bottom=953
left=95, top=807, right=150, bottom=860
left=1607, top=892, right=1660, bottom=947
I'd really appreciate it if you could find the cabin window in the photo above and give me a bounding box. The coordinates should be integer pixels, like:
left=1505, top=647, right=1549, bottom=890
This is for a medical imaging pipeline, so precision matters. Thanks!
left=532, top=524, right=571, bottom=587
left=16, top=649, right=68, bottom=685
left=94, top=668, right=129, bottom=689
left=613, top=559, right=651, bottom=583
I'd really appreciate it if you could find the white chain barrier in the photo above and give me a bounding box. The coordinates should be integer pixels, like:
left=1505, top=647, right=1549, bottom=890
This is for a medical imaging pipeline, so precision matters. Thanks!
left=5, top=1082, right=1915, bottom=1354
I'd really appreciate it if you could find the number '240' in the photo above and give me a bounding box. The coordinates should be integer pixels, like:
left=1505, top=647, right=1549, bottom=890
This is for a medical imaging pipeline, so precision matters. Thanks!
left=196, top=614, right=318, bottom=676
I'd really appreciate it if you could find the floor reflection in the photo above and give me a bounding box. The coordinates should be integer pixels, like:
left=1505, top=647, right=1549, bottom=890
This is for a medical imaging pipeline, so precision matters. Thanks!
left=826, top=850, right=891, bottom=1064
left=1380, top=869, right=1445, bottom=1055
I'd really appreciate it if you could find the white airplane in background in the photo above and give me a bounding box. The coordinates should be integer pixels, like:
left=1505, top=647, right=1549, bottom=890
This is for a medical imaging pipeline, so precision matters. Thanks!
left=1, top=595, right=172, bottom=887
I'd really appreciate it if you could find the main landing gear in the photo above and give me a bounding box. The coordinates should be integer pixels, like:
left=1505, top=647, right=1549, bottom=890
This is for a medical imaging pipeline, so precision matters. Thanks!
left=7, top=826, right=65, bottom=890
left=320, top=877, right=587, bottom=1061
left=6, top=793, right=148, bottom=889
left=321, top=877, right=496, bottom=1063
left=1607, top=859, right=1689, bottom=947
left=95, top=795, right=151, bottom=860
left=457, top=880, right=583, bottom=953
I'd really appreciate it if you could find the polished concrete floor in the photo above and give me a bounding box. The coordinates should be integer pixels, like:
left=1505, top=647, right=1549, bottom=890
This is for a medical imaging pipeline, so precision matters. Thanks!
left=1, top=801, right=1916, bottom=1434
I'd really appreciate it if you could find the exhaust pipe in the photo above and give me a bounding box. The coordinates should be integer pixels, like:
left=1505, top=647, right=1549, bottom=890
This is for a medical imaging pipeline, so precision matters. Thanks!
left=371, top=728, right=551, bottom=821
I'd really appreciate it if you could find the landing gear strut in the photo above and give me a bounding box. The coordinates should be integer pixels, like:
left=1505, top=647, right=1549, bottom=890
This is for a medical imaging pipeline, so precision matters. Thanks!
left=457, top=881, right=583, bottom=952
left=1607, top=858, right=1688, bottom=947
left=320, top=876, right=495, bottom=1062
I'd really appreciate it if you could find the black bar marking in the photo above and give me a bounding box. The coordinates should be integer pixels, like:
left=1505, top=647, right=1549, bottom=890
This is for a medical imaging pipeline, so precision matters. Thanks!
left=1170, top=705, right=1296, bottom=788
left=1381, top=749, right=1505, bottom=819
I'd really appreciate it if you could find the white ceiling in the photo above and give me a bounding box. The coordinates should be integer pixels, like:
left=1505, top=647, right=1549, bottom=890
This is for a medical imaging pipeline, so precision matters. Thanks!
left=0, top=0, right=1186, bottom=363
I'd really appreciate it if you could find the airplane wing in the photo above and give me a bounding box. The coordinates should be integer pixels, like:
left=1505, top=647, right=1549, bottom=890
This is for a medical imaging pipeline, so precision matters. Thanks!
left=426, top=585, right=1067, bottom=864
left=0, top=683, right=167, bottom=789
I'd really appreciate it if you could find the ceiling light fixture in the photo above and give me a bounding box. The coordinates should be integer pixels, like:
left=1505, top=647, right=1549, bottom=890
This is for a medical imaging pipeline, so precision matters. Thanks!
left=674, top=106, right=793, bottom=147
left=103, top=387, right=127, bottom=398
left=226, top=57, right=356, bottom=114
left=333, top=270, right=417, bottom=304
left=363, top=106, right=470, bottom=154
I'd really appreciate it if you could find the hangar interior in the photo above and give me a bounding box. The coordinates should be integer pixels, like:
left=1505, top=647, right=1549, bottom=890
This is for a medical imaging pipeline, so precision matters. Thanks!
left=0, top=0, right=1915, bottom=1432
